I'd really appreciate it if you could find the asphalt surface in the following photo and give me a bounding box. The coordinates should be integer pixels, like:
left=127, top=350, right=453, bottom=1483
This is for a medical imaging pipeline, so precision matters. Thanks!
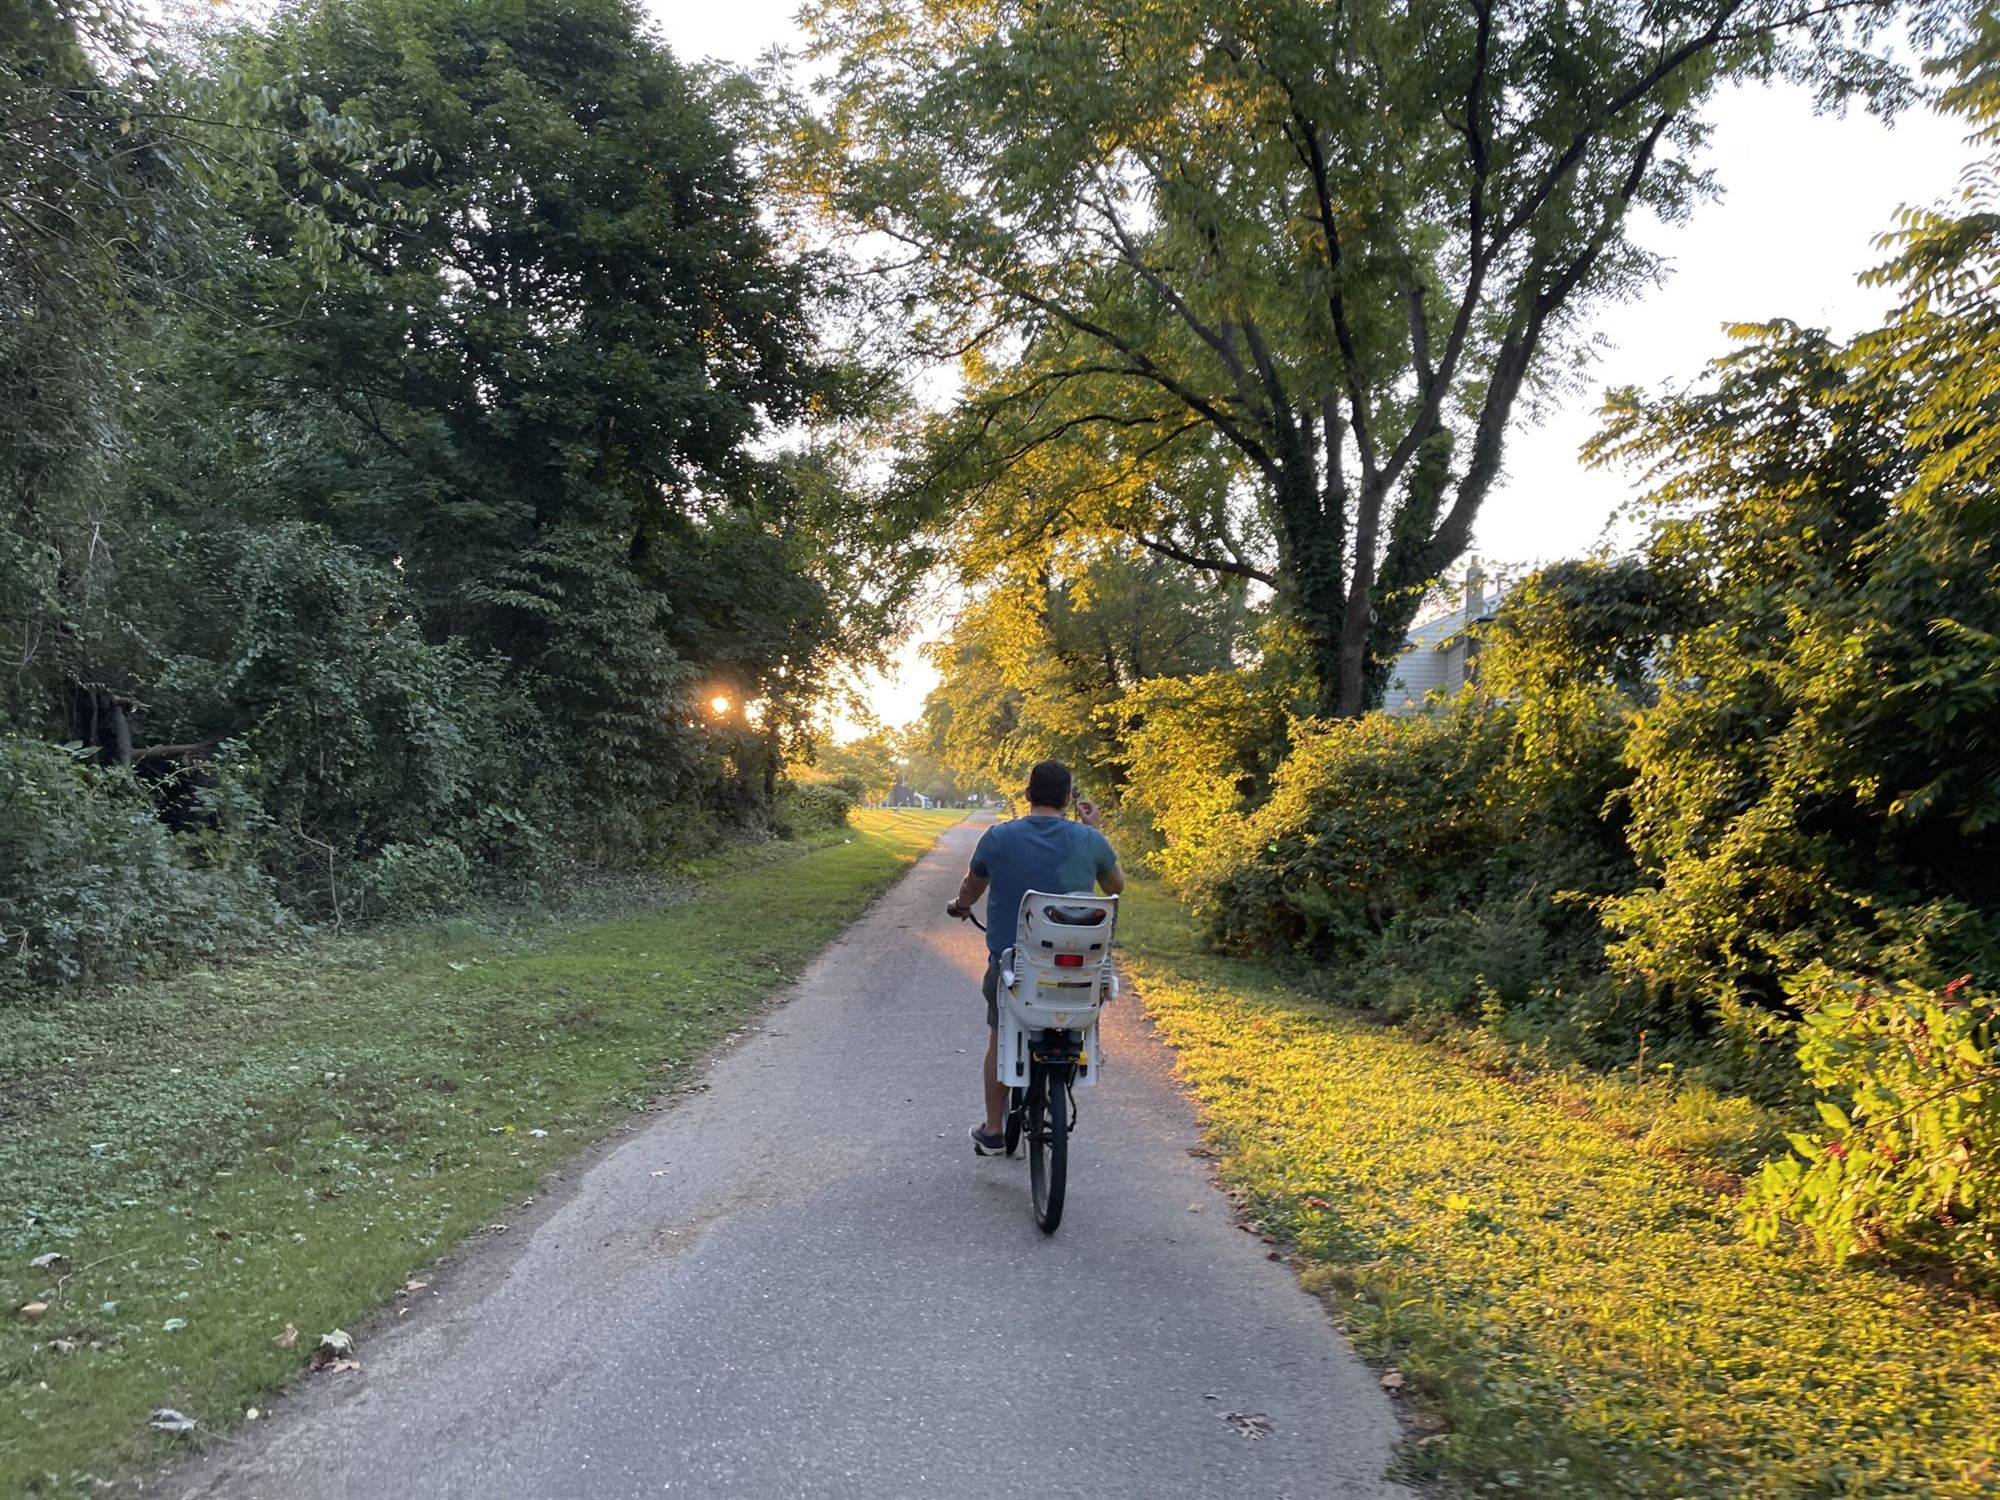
left=176, top=815, right=1409, bottom=1500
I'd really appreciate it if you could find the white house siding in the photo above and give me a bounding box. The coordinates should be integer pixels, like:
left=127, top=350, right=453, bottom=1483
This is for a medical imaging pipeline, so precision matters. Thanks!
left=1383, top=643, right=1455, bottom=713
left=1382, top=600, right=1492, bottom=716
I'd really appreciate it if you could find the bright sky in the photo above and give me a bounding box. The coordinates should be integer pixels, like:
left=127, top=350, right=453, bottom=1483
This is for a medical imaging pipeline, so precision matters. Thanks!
left=650, top=2, right=1972, bottom=728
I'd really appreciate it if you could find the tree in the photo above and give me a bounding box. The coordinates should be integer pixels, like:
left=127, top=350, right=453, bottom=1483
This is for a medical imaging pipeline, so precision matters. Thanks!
left=798, top=0, right=1951, bottom=714
left=922, top=538, right=1255, bottom=796
left=0, top=0, right=399, bottom=745
left=183, top=0, right=857, bottom=836
left=808, top=731, right=899, bottom=805
left=1587, top=12, right=2000, bottom=1020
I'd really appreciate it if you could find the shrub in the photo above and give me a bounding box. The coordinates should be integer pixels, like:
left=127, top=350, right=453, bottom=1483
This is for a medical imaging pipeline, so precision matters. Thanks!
left=1202, top=701, right=1514, bottom=965
left=1746, top=971, right=2000, bottom=1285
left=0, top=736, right=284, bottom=991
left=354, top=838, right=473, bottom=923
left=1118, top=670, right=1290, bottom=893
left=154, top=523, right=558, bottom=912
left=1596, top=315, right=2000, bottom=1026
left=779, top=779, right=854, bottom=836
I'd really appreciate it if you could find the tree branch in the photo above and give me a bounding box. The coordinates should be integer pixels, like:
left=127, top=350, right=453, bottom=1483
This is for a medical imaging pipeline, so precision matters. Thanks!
left=1087, top=186, right=1232, bottom=366
left=1133, top=532, right=1278, bottom=586
left=1283, top=106, right=1380, bottom=486
left=1487, top=0, right=1747, bottom=253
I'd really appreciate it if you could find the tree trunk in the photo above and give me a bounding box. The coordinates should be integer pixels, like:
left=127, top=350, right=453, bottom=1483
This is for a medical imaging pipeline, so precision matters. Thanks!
left=1333, top=480, right=1387, bottom=717
left=107, top=699, right=132, bottom=766
left=1269, top=462, right=1348, bottom=718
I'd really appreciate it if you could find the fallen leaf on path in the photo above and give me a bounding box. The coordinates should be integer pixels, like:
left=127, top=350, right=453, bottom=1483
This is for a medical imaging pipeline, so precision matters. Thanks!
left=1380, top=1371, right=1406, bottom=1393
left=308, top=1329, right=356, bottom=1371
left=29, top=1252, right=65, bottom=1270
left=18, top=1302, right=47, bottom=1322
left=321, top=1358, right=361, bottom=1374
left=1222, top=1411, right=1273, bottom=1439
left=402, top=1280, right=428, bottom=1294
left=47, top=1339, right=78, bottom=1355
left=161, top=1318, right=188, bottom=1332
left=149, top=1409, right=197, bottom=1433
left=273, top=1323, right=298, bottom=1348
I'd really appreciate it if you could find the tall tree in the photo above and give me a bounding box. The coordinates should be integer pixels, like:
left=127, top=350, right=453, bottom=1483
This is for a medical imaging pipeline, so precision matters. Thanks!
left=799, top=0, right=1954, bottom=714
left=196, top=0, right=854, bottom=827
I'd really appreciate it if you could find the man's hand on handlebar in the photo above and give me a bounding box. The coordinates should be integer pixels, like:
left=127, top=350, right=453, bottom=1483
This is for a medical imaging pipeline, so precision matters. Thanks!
left=945, top=900, right=971, bottom=920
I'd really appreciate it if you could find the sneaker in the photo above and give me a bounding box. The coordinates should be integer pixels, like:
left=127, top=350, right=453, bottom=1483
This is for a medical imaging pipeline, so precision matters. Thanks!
left=969, top=1124, right=1007, bottom=1156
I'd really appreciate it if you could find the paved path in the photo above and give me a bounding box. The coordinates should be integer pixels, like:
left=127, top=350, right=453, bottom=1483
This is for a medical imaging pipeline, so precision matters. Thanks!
left=178, top=816, right=1408, bottom=1500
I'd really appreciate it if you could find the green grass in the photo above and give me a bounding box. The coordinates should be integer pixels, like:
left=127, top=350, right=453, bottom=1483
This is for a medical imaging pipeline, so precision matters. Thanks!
left=1117, top=878, right=2000, bottom=1499
left=0, top=809, right=961, bottom=1495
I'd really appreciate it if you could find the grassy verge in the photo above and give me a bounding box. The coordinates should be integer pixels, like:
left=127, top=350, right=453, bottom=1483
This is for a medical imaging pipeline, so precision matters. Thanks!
left=1118, top=879, right=2000, bottom=1499
left=0, top=809, right=961, bottom=1495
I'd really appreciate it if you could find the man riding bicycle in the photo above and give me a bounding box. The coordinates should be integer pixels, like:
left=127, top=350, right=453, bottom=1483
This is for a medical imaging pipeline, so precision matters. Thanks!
left=946, top=759, right=1125, bottom=1155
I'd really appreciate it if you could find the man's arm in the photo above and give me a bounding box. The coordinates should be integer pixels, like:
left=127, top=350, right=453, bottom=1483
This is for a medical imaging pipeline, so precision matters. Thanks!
left=947, top=868, right=991, bottom=917
left=1075, top=799, right=1126, bottom=894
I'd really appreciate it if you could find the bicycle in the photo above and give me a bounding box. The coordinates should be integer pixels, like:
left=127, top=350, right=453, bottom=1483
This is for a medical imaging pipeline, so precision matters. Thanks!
left=950, top=890, right=1119, bottom=1234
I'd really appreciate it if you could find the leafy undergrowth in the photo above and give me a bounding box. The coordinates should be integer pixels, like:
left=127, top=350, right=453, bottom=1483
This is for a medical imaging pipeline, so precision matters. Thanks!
left=1117, top=880, right=2000, bottom=1499
left=0, top=809, right=961, bottom=1495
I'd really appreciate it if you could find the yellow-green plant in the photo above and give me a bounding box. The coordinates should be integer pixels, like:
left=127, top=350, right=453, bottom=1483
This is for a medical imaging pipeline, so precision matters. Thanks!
left=1748, top=973, right=2000, bottom=1283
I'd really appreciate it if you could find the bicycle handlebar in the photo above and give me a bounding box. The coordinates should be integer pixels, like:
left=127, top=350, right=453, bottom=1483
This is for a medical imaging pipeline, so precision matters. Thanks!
left=946, top=903, right=986, bottom=931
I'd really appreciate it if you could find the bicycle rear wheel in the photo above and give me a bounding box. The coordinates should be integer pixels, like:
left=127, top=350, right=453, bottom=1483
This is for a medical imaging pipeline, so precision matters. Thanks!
left=1028, top=1061, right=1069, bottom=1234
left=1004, top=1086, right=1023, bottom=1158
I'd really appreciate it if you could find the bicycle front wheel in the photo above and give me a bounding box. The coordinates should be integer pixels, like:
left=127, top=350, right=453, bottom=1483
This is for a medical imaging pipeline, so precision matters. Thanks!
left=1028, top=1061, right=1069, bottom=1234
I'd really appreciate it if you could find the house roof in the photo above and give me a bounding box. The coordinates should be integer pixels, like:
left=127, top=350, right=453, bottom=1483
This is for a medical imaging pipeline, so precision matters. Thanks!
left=1402, top=595, right=1500, bottom=652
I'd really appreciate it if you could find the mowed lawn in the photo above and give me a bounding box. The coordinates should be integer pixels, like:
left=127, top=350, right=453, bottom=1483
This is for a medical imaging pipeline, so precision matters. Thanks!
left=0, top=809, right=960, bottom=1495
left=1117, top=880, right=2000, bottom=1499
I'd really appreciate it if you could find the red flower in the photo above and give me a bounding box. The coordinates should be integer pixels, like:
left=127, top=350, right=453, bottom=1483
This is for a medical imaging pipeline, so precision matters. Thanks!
left=1943, top=975, right=1973, bottom=1001
left=1825, top=1141, right=1847, bottom=1160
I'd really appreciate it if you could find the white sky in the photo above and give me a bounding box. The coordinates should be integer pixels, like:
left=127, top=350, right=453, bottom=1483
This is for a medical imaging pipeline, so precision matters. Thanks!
left=650, top=1, right=1973, bottom=729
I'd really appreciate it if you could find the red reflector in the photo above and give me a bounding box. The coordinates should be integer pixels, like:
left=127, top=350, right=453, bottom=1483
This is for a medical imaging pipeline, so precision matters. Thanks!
left=1053, top=953, right=1085, bottom=968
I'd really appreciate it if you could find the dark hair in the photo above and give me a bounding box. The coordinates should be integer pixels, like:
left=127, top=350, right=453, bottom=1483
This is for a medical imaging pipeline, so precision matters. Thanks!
left=1025, top=760, right=1073, bottom=809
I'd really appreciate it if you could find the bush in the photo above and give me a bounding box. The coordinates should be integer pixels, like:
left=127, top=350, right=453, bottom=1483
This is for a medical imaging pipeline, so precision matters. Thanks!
left=354, top=838, right=473, bottom=922
left=1118, top=670, right=1289, bottom=892
left=778, top=779, right=854, bottom=836
left=0, top=736, right=284, bottom=991
left=154, top=523, right=558, bottom=912
left=1202, top=702, right=1514, bottom=966
left=1746, top=971, right=2000, bottom=1285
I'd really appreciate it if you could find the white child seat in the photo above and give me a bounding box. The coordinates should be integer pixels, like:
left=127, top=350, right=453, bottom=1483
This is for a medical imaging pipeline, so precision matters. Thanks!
left=995, top=889, right=1119, bottom=1089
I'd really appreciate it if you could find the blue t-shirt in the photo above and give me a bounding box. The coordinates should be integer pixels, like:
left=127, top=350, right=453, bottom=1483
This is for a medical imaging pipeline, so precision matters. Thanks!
left=970, top=815, right=1120, bottom=957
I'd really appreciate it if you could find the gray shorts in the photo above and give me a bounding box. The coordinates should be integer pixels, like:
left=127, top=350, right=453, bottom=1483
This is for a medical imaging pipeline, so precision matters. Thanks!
left=982, top=959, right=1000, bottom=1029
